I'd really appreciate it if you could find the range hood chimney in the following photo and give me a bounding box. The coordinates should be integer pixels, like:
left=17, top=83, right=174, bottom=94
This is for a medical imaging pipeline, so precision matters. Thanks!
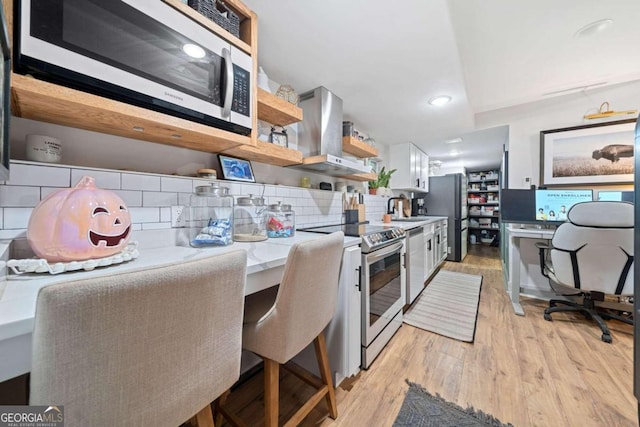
left=288, top=87, right=370, bottom=176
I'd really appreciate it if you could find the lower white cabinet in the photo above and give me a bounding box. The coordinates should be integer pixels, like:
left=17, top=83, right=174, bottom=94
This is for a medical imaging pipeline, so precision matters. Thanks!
left=423, top=219, right=448, bottom=281
left=292, top=245, right=362, bottom=385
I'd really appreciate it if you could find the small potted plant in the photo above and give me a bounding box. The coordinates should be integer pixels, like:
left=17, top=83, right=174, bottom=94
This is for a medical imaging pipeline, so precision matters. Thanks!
left=369, top=167, right=396, bottom=195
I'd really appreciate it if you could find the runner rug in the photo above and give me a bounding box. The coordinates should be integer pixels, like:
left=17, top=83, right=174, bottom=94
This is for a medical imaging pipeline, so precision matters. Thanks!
left=403, top=270, right=482, bottom=342
left=393, top=381, right=514, bottom=427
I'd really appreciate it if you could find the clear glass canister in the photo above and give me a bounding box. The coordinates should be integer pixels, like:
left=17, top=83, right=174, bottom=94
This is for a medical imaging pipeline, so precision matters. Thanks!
left=266, top=202, right=295, bottom=238
left=233, top=195, right=268, bottom=242
left=188, top=183, right=234, bottom=247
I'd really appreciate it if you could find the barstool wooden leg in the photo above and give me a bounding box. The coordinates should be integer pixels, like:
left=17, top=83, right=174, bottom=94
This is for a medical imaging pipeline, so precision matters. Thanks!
left=214, top=389, right=230, bottom=426
left=314, top=333, right=338, bottom=419
left=264, top=358, right=280, bottom=427
left=193, top=405, right=215, bottom=427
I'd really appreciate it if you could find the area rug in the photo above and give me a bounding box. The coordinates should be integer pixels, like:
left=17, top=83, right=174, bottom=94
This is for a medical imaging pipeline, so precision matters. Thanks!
left=403, top=270, right=482, bottom=342
left=393, top=381, right=514, bottom=427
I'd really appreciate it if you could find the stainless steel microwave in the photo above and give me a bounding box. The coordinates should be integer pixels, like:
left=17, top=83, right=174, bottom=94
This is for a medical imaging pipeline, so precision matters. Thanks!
left=14, top=0, right=253, bottom=136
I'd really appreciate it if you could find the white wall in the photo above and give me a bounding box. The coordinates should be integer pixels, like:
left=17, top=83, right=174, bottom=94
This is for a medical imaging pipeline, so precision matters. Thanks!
left=476, top=80, right=640, bottom=189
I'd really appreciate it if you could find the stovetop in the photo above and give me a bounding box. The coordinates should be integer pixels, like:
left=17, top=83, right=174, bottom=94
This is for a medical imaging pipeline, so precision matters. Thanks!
left=299, top=223, right=405, bottom=253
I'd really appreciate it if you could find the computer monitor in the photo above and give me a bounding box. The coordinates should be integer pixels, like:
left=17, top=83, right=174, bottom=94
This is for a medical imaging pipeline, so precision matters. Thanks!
left=535, top=189, right=593, bottom=223
left=597, top=190, right=634, bottom=203
left=501, top=189, right=536, bottom=224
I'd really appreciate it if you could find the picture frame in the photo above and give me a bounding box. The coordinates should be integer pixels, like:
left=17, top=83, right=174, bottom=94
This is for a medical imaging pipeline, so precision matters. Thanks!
left=269, top=127, right=288, bottom=147
left=217, top=154, right=256, bottom=183
left=540, top=118, right=636, bottom=186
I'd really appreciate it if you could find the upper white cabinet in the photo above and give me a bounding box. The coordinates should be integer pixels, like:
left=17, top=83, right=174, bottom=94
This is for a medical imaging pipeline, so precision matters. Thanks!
left=389, top=143, right=429, bottom=192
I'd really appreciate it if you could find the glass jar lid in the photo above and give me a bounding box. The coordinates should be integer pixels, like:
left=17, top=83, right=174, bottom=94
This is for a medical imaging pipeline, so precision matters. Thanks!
left=237, top=194, right=265, bottom=206
left=195, top=182, right=229, bottom=196
left=268, top=202, right=292, bottom=211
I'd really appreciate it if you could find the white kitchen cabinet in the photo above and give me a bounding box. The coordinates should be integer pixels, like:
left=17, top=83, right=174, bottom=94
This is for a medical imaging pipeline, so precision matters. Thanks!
left=423, top=223, right=435, bottom=281
left=293, top=245, right=362, bottom=385
left=389, top=142, right=430, bottom=193
left=439, top=219, right=449, bottom=263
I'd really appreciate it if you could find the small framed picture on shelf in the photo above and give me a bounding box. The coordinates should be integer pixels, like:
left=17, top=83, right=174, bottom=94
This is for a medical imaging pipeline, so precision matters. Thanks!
left=269, top=126, right=288, bottom=147
left=218, top=155, right=256, bottom=183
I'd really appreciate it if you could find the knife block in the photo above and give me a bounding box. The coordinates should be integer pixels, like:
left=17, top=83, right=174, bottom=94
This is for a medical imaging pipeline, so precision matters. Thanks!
left=345, top=209, right=359, bottom=224
left=358, top=205, right=366, bottom=223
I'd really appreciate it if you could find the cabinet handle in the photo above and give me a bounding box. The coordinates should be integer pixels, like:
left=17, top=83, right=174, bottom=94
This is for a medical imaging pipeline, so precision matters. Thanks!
left=437, top=235, right=440, bottom=244
left=416, top=178, right=420, bottom=187
left=427, top=240, right=431, bottom=251
left=221, top=47, right=233, bottom=119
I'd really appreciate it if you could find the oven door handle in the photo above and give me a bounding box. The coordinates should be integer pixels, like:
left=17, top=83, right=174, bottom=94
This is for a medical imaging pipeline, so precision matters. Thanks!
left=365, top=241, right=404, bottom=264
left=221, top=47, right=233, bottom=119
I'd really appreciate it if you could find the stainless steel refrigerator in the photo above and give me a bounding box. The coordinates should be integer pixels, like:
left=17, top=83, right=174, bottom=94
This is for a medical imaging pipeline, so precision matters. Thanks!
left=634, top=114, right=640, bottom=424
left=423, top=174, right=468, bottom=262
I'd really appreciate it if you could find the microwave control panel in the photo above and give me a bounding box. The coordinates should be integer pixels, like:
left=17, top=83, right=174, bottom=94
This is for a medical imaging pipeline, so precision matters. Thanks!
left=232, top=65, right=250, bottom=117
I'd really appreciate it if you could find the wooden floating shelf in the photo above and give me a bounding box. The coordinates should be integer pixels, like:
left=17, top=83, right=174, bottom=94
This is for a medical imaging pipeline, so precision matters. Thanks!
left=342, top=136, right=379, bottom=158
left=341, top=172, right=377, bottom=182
left=163, top=0, right=252, bottom=54
left=223, top=140, right=303, bottom=166
left=257, top=89, right=303, bottom=126
left=10, top=74, right=253, bottom=153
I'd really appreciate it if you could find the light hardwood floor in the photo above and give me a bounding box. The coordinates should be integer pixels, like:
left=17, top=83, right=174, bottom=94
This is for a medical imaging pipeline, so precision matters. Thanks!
left=221, top=245, right=636, bottom=427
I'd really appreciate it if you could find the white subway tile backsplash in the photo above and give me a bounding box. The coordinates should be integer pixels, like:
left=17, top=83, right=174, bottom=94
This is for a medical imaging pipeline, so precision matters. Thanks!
left=160, top=207, right=171, bottom=222
left=128, top=207, right=160, bottom=223
left=4, top=208, right=33, bottom=229
left=131, top=223, right=143, bottom=232
left=122, top=173, right=161, bottom=191
left=0, top=186, right=41, bottom=207
left=113, top=190, right=143, bottom=207
left=7, top=163, right=70, bottom=187
left=40, top=187, right=65, bottom=199
left=142, top=222, right=172, bottom=230
left=161, top=176, right=193, bottom=193
left=143, top=191, right=178, bottom=207
left=1, top=162, right=387, bottom=233
left=71, top=169, right=121, bottom=189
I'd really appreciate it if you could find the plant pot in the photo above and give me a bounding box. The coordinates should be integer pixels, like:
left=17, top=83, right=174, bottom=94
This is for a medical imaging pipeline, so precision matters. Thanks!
left=369, top=188, right=377, bottom=195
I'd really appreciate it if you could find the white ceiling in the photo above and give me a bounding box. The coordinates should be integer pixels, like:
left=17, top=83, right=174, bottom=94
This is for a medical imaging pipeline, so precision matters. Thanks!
left=243, top=0, right=640, bottom=171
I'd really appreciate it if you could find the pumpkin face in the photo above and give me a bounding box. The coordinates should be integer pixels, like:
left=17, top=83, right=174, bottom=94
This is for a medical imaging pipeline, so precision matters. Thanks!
left=27, top=176, right=132, bottom=262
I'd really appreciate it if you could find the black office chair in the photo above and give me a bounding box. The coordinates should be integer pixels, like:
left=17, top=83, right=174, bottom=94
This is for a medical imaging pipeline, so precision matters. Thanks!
left=537, top=201, right=634, bottom=343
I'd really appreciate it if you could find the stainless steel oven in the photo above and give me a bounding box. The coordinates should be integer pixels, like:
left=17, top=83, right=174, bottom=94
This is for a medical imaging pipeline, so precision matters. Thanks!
left=298, top=223, right=406, bottom=369
left=361, top=239, right=405, bottom=369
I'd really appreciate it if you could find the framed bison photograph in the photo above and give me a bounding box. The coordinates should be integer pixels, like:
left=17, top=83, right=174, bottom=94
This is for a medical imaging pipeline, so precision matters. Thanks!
left=540, top=118, right=636, bottom=186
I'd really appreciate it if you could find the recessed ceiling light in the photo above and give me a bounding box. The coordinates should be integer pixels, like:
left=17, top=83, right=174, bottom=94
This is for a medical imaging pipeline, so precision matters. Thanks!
left=428, top=95, right=452, bottom=106
left=182, top=43, right=206, bottom=59
left=450, top=150, right=459, bottom=157
left=575, top=19, right=614, bottom=38
left=446, top=137, right=463, bottom=144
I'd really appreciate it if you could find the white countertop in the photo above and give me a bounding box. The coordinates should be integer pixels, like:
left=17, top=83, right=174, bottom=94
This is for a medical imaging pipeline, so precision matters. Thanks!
left=0, top=230, right=360, bottom=381
left=368, top=216, right=448, bottom=230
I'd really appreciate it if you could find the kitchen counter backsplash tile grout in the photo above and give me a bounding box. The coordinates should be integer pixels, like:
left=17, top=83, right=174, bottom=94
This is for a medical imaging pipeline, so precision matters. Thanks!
left=0, top=160, right=388, bottom=236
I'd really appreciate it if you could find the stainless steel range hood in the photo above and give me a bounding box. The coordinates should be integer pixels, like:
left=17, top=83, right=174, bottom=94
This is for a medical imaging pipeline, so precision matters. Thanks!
left=288, top=87, right=370, bottom=176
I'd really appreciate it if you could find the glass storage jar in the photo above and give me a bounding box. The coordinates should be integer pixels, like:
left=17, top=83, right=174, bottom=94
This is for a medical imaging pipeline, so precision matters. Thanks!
left=233, top=195, right=267, bottom=242
left=188, top=182, right=233, bottom=247
left=266, top=202, right=295, bottom=238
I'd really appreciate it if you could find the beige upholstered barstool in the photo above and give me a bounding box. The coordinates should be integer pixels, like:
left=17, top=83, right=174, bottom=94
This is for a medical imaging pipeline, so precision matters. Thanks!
left=29, top=251, right=247, bottom=427
left=240, top=232, right=345, bottom=427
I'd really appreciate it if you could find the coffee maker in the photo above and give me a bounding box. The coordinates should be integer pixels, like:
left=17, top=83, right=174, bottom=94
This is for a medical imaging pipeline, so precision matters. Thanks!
left=411, top=197, right=426, bottom=216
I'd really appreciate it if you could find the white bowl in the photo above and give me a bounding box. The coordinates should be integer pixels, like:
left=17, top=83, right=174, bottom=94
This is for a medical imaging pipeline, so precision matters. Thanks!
left=26, top=134, right=62, bottom=163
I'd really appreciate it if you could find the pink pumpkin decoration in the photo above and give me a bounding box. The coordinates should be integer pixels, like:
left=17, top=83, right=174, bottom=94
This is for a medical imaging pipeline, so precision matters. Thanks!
left=27, top=176, right=132, bottom=262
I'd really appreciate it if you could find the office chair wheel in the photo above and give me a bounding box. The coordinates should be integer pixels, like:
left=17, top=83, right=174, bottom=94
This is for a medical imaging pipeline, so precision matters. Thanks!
left=544, top=313, right=552, bottom=321
left=601, top=333, right=612, bottom=344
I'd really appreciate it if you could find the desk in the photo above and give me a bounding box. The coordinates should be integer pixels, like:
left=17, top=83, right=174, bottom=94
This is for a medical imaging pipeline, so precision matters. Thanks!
left=0, top=231, right=361, bottom=382
left=506, top=226, right=555, bottom=315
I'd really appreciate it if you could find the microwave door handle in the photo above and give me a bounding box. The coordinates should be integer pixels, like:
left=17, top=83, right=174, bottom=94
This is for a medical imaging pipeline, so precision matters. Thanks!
left=222, top=47, right=233, bottom=119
